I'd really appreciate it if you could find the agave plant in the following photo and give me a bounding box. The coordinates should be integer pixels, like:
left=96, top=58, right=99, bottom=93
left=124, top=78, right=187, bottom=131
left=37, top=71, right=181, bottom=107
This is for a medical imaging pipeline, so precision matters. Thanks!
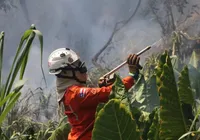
left=0, top=24, right=44, bottom=139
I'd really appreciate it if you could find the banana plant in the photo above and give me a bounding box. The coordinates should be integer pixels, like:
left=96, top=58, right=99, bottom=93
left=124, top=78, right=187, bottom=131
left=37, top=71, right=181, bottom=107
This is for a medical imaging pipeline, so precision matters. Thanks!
left=92, top=99, right=140, bottom=140
left=0, top=24, right=44, bottom=138
left=155, top=50, right=195, bottom=139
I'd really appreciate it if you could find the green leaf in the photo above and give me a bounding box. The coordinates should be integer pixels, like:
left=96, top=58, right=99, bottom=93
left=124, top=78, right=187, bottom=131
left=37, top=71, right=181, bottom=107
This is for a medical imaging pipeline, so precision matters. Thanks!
left=92, top=99, right=140, bottom=140
left=0, top=92, right=21, bottom=126
left=189, top=50, right=200, bottom=70
left=0, top=31, right=4, bottom=87
left=48, top=123, right=71, bottom=140
left=129, top=106, right=142, bottom=126
left=170, top=55, right=182, bottom=71
left=147, top=108, right=160, bottom=140
left=155, top=51, right=187, bottom=139
left=146, top=75, right=160, bottom=111
left=128, top=75, right=147, bottom=111
left=188, top=64, right=200, bottom=98
left=0, top=25, right=44, bottom=128
left=109, top=74, right=126, bottom=100
left=12, top=79, right=27, bottom=93
left=178, top=66, right=194, bottom=106
left=95, top=103, right=105, bottom=118
left=129, top=75, right=146, bottom=104
left=3, top=26, right=44, bottom=99
left=177, top=66, right=195, bottom=129
left=2, top=29, right=33, bottom=97
left=19, top=45, right=31, bottom=80
left=0, top=127, right=9, bottom=140
left=0, top=92, right=15, bottom=107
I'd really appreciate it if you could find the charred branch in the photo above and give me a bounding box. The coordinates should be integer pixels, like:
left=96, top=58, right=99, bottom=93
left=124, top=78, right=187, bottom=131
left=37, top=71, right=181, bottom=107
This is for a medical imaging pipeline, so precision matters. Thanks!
left=92, top=0, right=141, bottom=69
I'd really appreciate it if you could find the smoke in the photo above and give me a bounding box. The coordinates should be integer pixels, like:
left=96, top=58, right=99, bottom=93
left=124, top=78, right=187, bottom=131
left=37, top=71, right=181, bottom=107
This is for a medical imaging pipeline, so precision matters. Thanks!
left=1, top=0, right=200, bottom=90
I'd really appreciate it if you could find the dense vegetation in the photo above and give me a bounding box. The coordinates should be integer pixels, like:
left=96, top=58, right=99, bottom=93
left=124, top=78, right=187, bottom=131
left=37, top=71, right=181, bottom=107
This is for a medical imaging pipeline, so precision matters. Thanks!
left=1, top=25, right=200, bottom=140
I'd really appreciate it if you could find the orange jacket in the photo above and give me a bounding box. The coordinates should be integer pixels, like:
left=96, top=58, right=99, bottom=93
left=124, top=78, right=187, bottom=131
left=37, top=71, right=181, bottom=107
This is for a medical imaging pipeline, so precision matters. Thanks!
left=62, top=76, right=135, bottom=140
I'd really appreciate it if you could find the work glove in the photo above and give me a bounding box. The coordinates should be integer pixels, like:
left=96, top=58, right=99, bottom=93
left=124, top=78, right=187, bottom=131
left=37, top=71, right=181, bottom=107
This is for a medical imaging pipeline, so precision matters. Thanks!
left=98, top=73, right=116, bottom=87
left=127, top=54, right=142, bottom=79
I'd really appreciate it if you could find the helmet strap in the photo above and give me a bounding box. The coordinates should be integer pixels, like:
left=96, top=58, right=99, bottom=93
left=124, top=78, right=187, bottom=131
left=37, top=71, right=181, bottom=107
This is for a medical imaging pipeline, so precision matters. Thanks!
left=56, top=70, right=86, bottom=84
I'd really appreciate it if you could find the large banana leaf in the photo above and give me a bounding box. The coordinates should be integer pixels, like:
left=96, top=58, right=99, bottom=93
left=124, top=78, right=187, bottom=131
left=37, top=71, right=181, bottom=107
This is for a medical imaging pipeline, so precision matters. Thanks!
left=128, top=74, right=147, bottom=111
left=128, top=74, right=159, bottom=112
left=146, top=74, right=160, bottom=112
left=92, top=99, right=140, bottom=140
left=178, top=66, right=194, bottom=106
left=95, top=75, right=127, bottom=117
left=109, top=74, right=127, bottom=100
left=155, top=51, right=187, bottom=139
left=177, top=65, right=195, bottom=128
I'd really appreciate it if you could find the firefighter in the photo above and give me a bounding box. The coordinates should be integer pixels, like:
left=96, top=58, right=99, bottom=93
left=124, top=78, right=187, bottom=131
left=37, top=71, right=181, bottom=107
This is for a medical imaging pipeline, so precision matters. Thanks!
left=48, top=48, right=142, bottom=140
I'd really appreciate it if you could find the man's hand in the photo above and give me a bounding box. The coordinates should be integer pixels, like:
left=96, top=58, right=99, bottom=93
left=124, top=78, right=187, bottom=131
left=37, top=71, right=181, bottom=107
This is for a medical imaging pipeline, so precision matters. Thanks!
left=98, top=74, right=116, bottom=87
left=127, top=54, right=142, bottom=74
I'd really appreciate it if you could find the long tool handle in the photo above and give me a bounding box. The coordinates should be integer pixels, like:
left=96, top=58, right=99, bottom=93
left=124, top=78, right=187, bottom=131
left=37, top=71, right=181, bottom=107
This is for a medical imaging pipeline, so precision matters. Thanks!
left=103, top=46, right=151, bottom=78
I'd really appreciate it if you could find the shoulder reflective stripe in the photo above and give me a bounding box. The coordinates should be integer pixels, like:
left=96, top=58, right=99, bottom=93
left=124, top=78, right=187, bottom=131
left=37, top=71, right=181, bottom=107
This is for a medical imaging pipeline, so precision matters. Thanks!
left=79, top=88, right=87, bottom=98
left=83, top=88, right=86, bottom=94
left=80, top=88, right=83, bottom=93
left=80, top=88, right=86, bottom=93
left=68, top=104, right=79, bottom=121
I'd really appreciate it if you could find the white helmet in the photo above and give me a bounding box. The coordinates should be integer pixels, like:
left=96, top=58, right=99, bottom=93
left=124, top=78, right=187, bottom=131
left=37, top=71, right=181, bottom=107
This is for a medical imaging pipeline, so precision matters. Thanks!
left=48, top=48, right=80, bottom=75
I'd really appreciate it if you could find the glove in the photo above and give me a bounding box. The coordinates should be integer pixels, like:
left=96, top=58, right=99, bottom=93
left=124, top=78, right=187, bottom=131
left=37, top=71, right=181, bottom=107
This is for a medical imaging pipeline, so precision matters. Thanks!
left=127, top=54, right=142, bottom=78
left=98, top=74, right=116, bottom=87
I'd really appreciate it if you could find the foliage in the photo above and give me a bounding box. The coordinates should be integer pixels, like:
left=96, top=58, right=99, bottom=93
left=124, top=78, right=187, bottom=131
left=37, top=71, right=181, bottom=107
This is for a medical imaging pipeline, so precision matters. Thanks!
left=189, top=49, right=200, bottom=70
left=48, top=116, right=70, bottom=140
left=188, top=50, right=200, bottom=98
left=155, top=51, right=188, bottom=139
left=89, top=48, right=200, bottom=140
left=146, top=108, right=160, bottom=140
left=142, top=53, right=160, bottom=80
left=92, top=99, right=140, bottom=140
left=1, top=21, right=200, bottom=140
left=0, top=24, right=45, bottom=139
left=91, top=50, right=199, bottom=140
left=178, top=66, right=194, bottom=106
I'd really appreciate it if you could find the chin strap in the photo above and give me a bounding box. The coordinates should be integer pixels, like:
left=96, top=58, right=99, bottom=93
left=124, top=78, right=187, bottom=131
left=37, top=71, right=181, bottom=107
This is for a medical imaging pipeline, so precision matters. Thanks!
left=56, top=70, right=86, bottom=84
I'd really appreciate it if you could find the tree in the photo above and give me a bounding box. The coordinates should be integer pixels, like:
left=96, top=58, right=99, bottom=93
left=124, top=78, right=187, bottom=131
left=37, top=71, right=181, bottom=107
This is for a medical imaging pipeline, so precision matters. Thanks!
left=0, top=0, right=16, bottom=12
left=148, top=0, right=189, bottom=36
left=92, top=0, right=141, bottom=69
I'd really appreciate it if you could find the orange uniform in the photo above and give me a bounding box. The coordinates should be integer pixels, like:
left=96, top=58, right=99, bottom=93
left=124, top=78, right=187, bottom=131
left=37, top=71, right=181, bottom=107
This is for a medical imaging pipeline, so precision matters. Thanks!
left=62, top=76, right=135, bottom=140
